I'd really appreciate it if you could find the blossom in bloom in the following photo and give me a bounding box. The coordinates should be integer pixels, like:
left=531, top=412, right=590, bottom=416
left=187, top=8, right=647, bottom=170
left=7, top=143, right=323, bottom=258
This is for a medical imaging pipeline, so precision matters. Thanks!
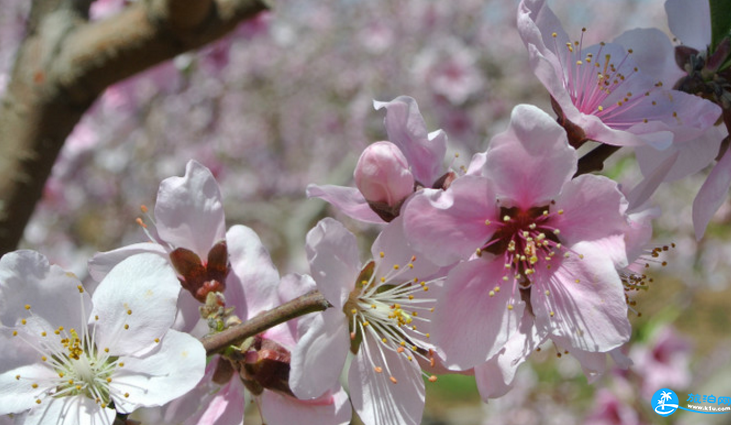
left=518, top=0, right=720, bottom=150
left=0, top=251, right=205, bottom=424
left=290, top=217, right=444, bottom=425
left=131, top=226, right=351, bottom=425
left=89, top=159, right=228, bottom=334
left=307, top=96, right=449, bottom=223
left=403, top=104, right=633, bottom=372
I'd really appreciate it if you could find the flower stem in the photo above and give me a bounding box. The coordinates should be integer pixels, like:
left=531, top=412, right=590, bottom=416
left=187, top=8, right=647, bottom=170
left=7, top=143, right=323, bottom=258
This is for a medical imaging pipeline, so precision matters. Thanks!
left=201, top=290, right=331, bottom=355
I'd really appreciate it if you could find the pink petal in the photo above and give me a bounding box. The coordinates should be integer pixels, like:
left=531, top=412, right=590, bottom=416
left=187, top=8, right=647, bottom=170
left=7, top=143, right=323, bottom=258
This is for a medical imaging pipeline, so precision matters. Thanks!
left=533, top=241, right=631, bottom=352
left=612, top=28, right=685, bottom=87
left=371, top=216, right=439, bottom=283
left=553, top=174, right=630, bottom=249
left=348, top=332, right=425, bottom=425
left=155, top=160, right=226, bottom=260
left=626, top=150, right=679, bottom=210
left=289, top=309, right=350, bottom=400
left=693, top=147, right=731, bottom=239
left=474, top=314, right=543, bottom=400
left=261, top=386, right=351, bottom=425
left=636, top=124, right=724, bottom=183
left=226, top=225, right=281, bottom=320
left=665, top=0, right=711, bottom=50
left=305, top=218, right=360, bottom=310
left=432, top=258, right=524, bottom=370
left=306, top=184, right=384, bottom=223
left=485, top=104, right=576, bottom=208
left=354, top=141, right=415, bottom=206
left=0, top=363, right=58, bottom=415
left=373, top=96, right=447, bottom=186
left=88, top=242, right=169, bottom=282
left=402, top=176, right=498, bottom=266
left=561, top=346, right=609, bottom=384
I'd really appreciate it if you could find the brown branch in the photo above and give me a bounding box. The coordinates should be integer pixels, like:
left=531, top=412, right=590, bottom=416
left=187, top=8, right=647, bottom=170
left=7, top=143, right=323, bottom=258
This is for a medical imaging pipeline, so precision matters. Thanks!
left=574, top=144, right=622, bottom=177
left=0, top=0, right=270, bottom=255
left=202, top=290, right=332, bottom=355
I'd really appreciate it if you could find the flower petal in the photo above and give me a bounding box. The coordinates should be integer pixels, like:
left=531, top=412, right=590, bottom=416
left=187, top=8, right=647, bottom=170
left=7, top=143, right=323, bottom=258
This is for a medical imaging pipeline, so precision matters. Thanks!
left=260, top=386, right=351, bottom=425
left=485, top=104, right=576, bottom=208
left=225, top=225, right=281, bottom=320
left=19, top=395, right=116, bottom=425
left=0, top=250, right=90, bottom=333
left=533, top=241, right=631, bottom=352
left=474, top=314, right=543, bottom=401
left=155, top=160, right=226, bottom=259
left=553, top=174, right=630, bottom=250
left=374, top=96, right=447, bottom=186
left=612, top=28, right=685, bottom=87
left=371, top=216, right=439, bottom=283
left=111, top=330, right=206, bottom=413
left=348, top=331, right=425, bottom=425
left=0, top=363, right=57, bottom=415
left=665, top=0, right=711, bottom=50
left=88, top=242, right=169, bottom=282
left=305, top=218, right=359, bottom=309
left=306, top=184, right=384, bottom=224
left=289, top=308, right=350, bottom=400
left=432, top=259, right=523, bottom=370
left=693, top=147, right=731, bottom=239
left=91, top=253, right=181, bottom=356
left=402, top=176, right=498, bottom=266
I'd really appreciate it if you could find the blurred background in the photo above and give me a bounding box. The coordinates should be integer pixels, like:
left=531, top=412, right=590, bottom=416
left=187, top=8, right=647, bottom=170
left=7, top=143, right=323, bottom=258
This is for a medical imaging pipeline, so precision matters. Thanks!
left=3, top=0, right=730, bottom=423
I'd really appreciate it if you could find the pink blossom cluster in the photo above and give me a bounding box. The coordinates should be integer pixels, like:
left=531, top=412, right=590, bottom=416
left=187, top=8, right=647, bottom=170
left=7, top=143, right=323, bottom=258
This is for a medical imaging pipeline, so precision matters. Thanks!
left=2, top=0, right=729, bottom=423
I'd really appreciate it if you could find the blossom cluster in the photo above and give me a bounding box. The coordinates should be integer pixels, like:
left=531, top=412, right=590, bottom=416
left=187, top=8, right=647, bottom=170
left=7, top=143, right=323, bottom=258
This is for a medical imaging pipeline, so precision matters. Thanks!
left=2, top=0, right=730, bottom=423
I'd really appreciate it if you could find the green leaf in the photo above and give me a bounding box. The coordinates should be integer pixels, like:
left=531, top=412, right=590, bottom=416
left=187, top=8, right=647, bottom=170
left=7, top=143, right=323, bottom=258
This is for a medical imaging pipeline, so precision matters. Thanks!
left=710, top=0, right=731, bottom=51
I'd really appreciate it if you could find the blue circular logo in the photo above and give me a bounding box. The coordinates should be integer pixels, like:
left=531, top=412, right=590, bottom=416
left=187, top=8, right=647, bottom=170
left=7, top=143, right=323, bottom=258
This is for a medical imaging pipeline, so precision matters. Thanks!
left=652, top=388, right=679, bottom=416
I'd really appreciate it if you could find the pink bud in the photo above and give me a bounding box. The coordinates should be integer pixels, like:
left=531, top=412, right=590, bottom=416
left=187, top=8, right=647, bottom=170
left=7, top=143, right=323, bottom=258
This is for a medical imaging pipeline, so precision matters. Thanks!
left=354, top=141, right=415, bottom=207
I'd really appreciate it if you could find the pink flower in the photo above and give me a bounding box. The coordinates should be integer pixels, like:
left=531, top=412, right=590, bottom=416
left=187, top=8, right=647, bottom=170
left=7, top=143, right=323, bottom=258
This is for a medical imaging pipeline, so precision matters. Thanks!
left=518, top=0, right=720, bottom=150
left=403, top=104, right=633, bottom=370
left=307, top=96, right=448, bottom=223
left=290, top=217, right=444, bottom=425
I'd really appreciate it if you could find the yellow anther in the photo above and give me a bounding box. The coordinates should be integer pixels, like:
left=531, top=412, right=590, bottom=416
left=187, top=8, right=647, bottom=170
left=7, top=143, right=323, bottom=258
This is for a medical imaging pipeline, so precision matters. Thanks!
left=379, top=252, right=385, bottom=258
left=24, top=305, right=31, bottom=310
left=507, top=304, right=514, bottom=311
left=393, top=264, right=399, bottom=270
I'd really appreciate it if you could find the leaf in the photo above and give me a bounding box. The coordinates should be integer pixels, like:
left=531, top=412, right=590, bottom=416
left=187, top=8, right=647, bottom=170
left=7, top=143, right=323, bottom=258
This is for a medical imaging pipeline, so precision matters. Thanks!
left=710, top=0, right=731, bottom=51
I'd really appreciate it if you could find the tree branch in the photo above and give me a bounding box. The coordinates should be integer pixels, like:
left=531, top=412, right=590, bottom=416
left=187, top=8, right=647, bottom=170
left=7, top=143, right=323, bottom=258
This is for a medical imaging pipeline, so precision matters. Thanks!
left=202, top=290, right=331, bottom=355
left=574, top=144, right=622, bottom=177
left=0, top=0, right=270, bottom=255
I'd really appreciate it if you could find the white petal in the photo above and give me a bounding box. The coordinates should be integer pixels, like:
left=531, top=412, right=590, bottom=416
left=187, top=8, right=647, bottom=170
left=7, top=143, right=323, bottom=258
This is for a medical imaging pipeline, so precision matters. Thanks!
left=225, top=225, right=281, bottom=320
left=91, top=254, right=181, bottom=356
left=289, top=309, right=350, bottom=399
left=0, top=251, right=90, bottom=332
left=155, top=160, right=226, bottom=259
left=0, top=364, right=56, bottom=415
left=110, top=330, right=206, bottom=412
left=18, top=395, right=116, bottom=425
left=88, top=243, right=169, bottom=282
left=349, top=332, right=425, bottom=425
left=305, top=218, right=359, bottom=310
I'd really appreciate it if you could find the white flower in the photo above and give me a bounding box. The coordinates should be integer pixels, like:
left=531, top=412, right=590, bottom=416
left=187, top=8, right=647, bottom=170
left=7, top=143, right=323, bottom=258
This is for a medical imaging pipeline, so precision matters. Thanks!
left=0, top=251, right=206, bottom=425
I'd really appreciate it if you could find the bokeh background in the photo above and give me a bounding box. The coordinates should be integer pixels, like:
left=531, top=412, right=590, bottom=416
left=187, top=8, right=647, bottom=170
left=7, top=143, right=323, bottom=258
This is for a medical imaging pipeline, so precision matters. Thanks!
left=2, top=0, right=730, bottom=423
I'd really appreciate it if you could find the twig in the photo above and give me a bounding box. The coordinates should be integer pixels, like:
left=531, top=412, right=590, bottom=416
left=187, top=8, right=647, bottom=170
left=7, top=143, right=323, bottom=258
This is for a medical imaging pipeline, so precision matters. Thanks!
left=202, top=290, right=331, bottom=355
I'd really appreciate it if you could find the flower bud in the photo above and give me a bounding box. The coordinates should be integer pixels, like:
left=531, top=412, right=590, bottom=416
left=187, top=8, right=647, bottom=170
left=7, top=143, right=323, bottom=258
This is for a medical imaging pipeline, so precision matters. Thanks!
left=354, top=141, right=415, bottom=207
